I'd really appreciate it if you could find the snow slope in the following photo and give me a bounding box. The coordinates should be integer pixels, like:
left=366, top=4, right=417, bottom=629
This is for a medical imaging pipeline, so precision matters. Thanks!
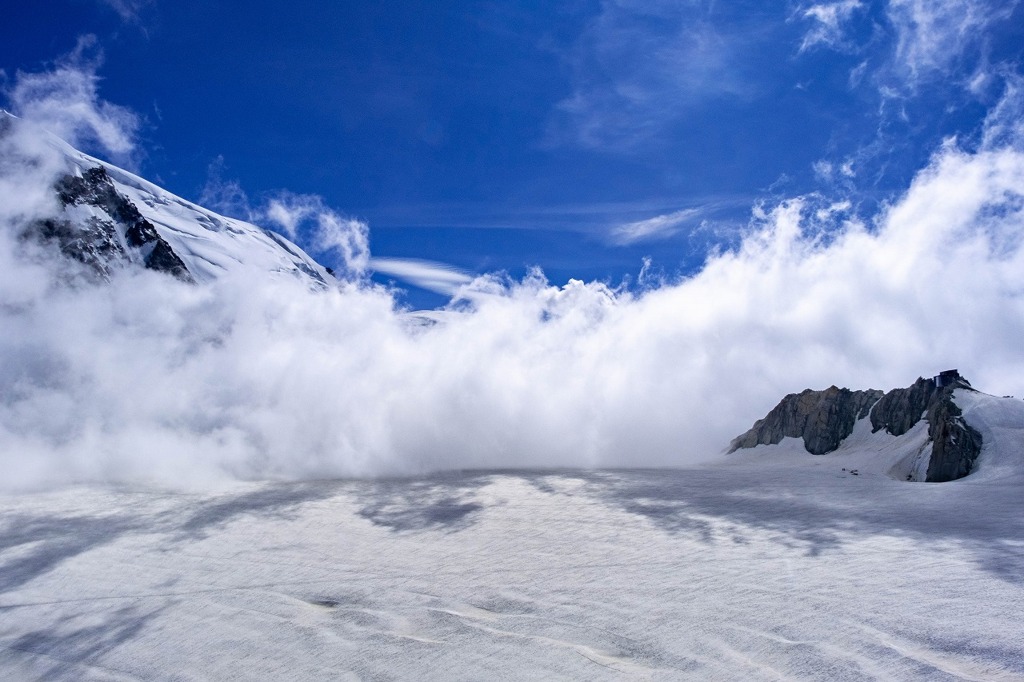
left=955, top=390, right=1024, bottom=484
left=37, top=122, right=334, bottom=287
left=0, top=393, right=1022, bottom=680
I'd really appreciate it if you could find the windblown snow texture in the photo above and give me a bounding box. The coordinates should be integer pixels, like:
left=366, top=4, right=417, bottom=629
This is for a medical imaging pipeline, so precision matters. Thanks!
left=2, top=402, right=1023, bottom=681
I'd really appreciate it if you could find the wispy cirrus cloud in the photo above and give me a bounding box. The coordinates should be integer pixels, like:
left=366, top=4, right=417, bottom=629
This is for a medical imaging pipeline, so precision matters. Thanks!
left=98, top=0, right=153, bottom=23
left=980, top=73, right=1024, bottom=150
left=797, top=1, right=865, bottom=53
left=549, top=1, right=751, bottom=151
left=609, top=208, right=701, bottom=245
left=371, top=258, right=474, bottom=295
left=885, top=0, right=1017, bottom=89
left=797, top=0, right=1020, bottom=93
left=796, top=0, right=1023, bottom=196
left=199, top=155, right=253, bottom=220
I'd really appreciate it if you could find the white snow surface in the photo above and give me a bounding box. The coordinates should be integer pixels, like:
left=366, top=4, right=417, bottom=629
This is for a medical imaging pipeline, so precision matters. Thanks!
left=1, top=393, right=1022, bottom=680
left=49, top=134, right=333, bottom=286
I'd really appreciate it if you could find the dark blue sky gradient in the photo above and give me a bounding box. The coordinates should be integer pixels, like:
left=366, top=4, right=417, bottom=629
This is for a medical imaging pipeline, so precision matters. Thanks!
left=3, top=1, right=1022, bottom=307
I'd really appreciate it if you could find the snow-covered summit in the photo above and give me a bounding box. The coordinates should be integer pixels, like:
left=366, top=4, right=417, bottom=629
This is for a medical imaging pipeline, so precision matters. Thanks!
left=2, top=111, right=334, bottom=287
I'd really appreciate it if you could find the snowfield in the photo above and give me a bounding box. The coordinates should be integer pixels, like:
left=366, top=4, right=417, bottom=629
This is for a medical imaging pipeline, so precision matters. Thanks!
left=1, top=392, right=1022, bottom=680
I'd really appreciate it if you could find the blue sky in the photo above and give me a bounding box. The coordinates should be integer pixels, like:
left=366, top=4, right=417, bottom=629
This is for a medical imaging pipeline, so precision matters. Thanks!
left=3, top=0, right=1024, bottom=480
left=2, top=0, right=1023, bottom=308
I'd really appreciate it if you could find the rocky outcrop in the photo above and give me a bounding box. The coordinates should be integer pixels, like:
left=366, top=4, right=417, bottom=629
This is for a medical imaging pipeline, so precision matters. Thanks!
left=869, top=376, right=936, bottom=436
left=729, top=386, right=883, bottom=455
left=25, top=166, right=193, bottom=282
left=925, top=384, right=983, bottom=482
left=729, top=370, right=984, bottom=482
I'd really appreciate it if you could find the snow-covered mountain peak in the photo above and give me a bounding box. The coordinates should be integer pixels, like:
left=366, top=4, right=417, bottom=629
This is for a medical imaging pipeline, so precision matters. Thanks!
left=3, top=112, right=334, bottom=287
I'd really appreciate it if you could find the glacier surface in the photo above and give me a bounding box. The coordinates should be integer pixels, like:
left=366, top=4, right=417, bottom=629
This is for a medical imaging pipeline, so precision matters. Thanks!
left=1, top=392, right=1021, bottom=680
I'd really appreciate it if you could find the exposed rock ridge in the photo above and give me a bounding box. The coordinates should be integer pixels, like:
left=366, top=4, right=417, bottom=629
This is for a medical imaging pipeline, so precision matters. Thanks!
left=26, top=166, right=193, bottom=282
left=729, top=386, right=883, bottom=455
left=868, top=376, right=934, bottom=436
left=729, top=370, right=983, bottom=482
left=924, top=379, right=983, bottom=482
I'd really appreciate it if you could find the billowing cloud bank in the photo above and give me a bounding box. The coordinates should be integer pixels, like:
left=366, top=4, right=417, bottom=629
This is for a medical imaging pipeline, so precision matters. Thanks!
left=2, top=118, right=1024, bottom=491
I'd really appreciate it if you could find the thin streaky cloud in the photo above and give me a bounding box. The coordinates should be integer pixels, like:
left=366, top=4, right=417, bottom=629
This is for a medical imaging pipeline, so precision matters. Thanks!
left=351, top=195, right=752, bottom=233
left=609, top=208, right=701, bottom=245
left=99, top=0, right=152, bottom=22
left=980, top=73, right=1024, bottom=150
left=371, top=257, right=474, bottom=295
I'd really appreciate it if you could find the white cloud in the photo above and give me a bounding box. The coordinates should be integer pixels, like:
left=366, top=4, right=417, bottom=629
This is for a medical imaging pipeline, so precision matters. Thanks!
left=609, top=208, right=700, bottom=245
left=798, top=1, right=865, bottom=53
left=798, top=0, right=1019, bottom=109
left=2, top=47, right=1024, bottom=490
left=3, top=113, right=1024, bottom=491
left=879, top=0, right=1021, bottom=97
left=812, top=160, right=835, bottom=181
left=813, top=158, right=858, bottom=185
left=371, top=258, right=474, bottom=295
left=199, top=161, right=368, bottom=276
left=3, top=36, right=139, bottom=162
left=263, top=193, right=369, bottom=277
left=813, top=199, right=852, bottom=222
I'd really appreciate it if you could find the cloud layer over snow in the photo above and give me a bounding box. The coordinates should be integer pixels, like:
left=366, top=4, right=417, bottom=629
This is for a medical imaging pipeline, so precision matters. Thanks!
left=2, top=112, right=1024, bottom=491
left=2, top=49, right=1024, bottom=492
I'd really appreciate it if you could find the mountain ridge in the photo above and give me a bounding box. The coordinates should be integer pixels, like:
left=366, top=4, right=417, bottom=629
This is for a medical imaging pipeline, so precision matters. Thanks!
left=729, top=370, right=985, bottom=482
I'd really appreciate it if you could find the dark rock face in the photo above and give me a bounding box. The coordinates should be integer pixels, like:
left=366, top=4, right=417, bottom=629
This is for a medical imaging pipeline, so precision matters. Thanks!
left=729, top=386, right=883, bottom=455
left=869, top=376, right=935, bottom=436
left=32, top=211, right=128, bottom=280
left=926, top=386, right=983, bottom=482
left=730, top=370, right=984, bottom=482
left=25, top=166, right=193, bottom=282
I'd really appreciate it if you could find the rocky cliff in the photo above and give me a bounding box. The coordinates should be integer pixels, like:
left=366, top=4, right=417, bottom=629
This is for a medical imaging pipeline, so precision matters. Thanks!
left=924, top=384, right=984, bottom=482
left=729, top=370, right=983, bottom=482
left=25, top=166, right=193, bottom=282
left=728, top=386, right=883, bottom=455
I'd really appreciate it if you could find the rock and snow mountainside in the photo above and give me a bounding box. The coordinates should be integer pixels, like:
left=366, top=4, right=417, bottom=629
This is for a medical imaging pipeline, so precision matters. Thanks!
left=728, top=370, right=1008, bottom=482
left=2, top=112, right=334, bottom=287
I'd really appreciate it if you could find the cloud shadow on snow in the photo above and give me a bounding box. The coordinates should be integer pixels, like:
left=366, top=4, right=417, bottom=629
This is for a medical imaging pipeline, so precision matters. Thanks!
left=4, top=603, right=164, bottom=680
left=565, top=469, right=1024, bottom=584
left=0, top=512, right=140, bottom=597
left=353, top=472, right=488, bottom=533
left=170, top=474, right=489, bottom=540
left=172, top=481, right=346, bottom=540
